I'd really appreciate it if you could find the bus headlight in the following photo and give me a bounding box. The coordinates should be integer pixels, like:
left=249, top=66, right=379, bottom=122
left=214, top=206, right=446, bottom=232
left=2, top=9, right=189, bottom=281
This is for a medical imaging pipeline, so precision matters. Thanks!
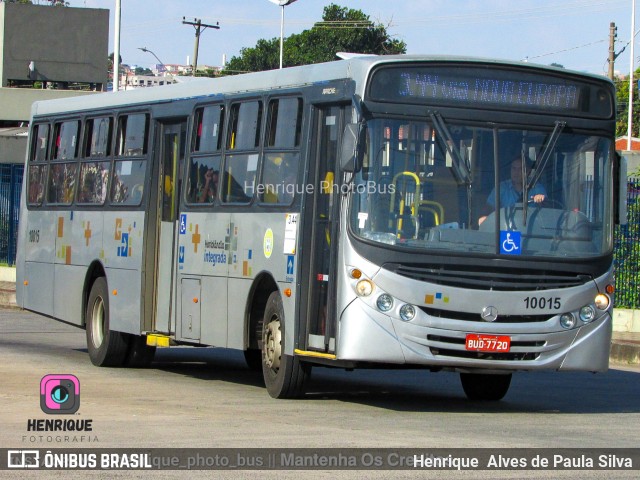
left=399, top=304, right=416, bottom=322
left=594, top=294, right=610, bottom=310
left=355, top=279, right=373, bottom=297
left=560, top=313, right=576, bottom=329
left=376, top=294, right=393, bottom=312
left=579, top=305, right=596, bottom=323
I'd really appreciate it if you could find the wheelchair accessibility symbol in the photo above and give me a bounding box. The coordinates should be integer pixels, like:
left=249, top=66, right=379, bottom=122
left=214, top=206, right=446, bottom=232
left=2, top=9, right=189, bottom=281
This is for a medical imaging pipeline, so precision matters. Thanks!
left=500, top=231, right=521, bottom=255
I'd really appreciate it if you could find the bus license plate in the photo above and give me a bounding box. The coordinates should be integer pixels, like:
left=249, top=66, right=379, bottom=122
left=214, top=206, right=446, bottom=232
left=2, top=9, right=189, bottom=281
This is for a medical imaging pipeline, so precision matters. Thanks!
left=465, top=334, right=511, bottom=352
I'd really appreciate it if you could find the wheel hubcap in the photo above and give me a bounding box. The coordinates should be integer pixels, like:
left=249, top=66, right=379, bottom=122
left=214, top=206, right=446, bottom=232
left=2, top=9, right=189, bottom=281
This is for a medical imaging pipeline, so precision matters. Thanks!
left=263, top=318, right=281, bottom=372
left=90, top=297, right=105, bottom=348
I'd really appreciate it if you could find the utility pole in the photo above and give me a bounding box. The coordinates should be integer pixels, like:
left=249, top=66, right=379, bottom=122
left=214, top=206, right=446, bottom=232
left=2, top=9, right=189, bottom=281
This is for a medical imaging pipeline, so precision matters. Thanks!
left=182, top=17, right=220, bottom=76
left=609, top=22, right=618, bottom=80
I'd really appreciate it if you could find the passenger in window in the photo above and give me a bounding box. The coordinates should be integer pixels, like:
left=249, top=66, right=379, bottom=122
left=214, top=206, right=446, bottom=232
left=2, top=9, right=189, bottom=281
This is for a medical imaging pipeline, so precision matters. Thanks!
left=478, top=157, right=546, bottom=225
left=198, top=169, right=218, bottom=203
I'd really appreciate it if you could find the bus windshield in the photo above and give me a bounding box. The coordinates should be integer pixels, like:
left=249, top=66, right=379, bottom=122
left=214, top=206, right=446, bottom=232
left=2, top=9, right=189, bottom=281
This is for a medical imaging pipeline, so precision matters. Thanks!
left=349, top=117, right=613, bottom=258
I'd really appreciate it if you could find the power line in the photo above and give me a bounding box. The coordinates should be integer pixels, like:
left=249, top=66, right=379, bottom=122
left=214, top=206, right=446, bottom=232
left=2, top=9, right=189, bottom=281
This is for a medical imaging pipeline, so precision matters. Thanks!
left=525, top=39, right=607, bottom=62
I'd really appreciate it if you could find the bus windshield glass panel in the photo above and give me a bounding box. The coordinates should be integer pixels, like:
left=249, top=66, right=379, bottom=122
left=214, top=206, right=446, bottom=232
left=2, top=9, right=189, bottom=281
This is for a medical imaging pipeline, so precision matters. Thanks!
left=368, top=65, right=613, bottom=118
left=349, top=118, right=613, bottom=258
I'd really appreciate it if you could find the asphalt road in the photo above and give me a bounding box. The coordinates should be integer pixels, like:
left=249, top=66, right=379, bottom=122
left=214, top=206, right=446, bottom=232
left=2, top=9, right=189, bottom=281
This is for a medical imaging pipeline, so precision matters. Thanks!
left=1, top=308, right=638, bottom=479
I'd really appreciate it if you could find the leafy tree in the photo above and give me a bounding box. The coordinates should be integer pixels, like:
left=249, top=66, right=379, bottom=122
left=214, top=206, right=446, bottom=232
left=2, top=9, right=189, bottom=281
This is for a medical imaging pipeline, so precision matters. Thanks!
left=615, top=68, right=640, bottom=139
left=222, top=3, right=406, bottom=74
left=134, top=67, right=153, bottom=76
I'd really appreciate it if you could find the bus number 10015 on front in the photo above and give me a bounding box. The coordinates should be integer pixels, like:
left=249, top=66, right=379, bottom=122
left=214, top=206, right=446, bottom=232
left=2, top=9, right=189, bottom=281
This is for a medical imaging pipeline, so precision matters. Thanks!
left=524, top=296, right=561, bottom=310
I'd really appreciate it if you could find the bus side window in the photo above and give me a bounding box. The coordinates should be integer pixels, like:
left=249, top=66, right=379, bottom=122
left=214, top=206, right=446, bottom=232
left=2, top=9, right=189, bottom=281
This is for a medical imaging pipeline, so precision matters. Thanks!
left=77, top=161, right=109, bottom=205
left=27, top=123, right=50, bottom=206
left=116, top=113, right=149, bottom=157
left=47, top=162, right=78, bottom=205
left=193, top=105, right=224, bottom=153
left=51, top=120, right=79, bottom=160
left=77, top=116, right=113, bottom=205
left=111, top=114, right=149, bottom=205
left=222, top=101, right=262, bottom=204
left=259, top=97, right=303, bottom=205
left=186, top=155, right=220, bottom=205
left=85, top=116, right=113, bottom=158
left=47, top=120, right=79, bottom=205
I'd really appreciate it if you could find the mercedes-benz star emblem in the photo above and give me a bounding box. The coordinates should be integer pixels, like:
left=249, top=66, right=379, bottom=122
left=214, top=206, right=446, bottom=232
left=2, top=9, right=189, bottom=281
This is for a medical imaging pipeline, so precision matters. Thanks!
left=481, top=306, right=498, bottom=322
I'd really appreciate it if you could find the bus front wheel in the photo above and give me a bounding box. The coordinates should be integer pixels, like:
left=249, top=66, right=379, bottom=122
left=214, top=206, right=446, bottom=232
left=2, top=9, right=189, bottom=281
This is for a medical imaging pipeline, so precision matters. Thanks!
left=261, top=291, right=310, bottom=398
left=460, top=372, right=512, bottom=401
left=86, top=277, right=129, bottom=367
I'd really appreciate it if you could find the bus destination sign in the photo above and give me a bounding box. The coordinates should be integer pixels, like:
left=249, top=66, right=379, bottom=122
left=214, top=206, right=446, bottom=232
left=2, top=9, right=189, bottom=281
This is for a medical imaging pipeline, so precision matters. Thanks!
left=366, top=65, right=612, bottom=116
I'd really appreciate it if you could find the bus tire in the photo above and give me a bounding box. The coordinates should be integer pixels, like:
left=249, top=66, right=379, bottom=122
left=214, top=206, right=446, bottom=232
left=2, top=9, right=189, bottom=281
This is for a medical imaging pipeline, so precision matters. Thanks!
left=460, top=372, right=512, bottom=401
left=261, top=291, right=310, bottom=398
left=85, top=277, right=129, bottom=367
left=124, top=335, right=156, bottom=368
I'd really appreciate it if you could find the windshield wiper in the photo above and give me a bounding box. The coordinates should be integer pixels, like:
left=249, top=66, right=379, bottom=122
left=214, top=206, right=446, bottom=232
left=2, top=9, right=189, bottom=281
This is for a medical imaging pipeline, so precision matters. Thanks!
left=526, top=121, right=566, bottom=191
left=522, top=121, right=565, bottom=225
left=429, top=111, right=472, bottom=186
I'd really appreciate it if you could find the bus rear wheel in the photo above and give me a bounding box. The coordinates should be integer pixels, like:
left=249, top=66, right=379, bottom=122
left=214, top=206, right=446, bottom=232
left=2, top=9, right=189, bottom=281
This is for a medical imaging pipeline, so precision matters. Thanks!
left=261, top=291, right=310, bottom=398
left=460, top=372, right=512, bottom=401
left=86, top=277, right=129, bottom=367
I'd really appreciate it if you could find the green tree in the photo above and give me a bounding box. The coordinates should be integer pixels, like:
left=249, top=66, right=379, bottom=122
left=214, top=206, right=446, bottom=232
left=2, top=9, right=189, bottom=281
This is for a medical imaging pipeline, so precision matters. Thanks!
left=222, top=3, right=406, bottom=74
left=614, top=68, right=640, bottom=139
left=134, top=67, right=153, bottom=76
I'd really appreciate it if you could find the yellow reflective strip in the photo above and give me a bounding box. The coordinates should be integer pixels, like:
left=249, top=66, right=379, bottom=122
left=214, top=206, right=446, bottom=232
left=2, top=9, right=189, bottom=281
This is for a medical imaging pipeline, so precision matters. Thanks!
left=294, top=349, right=336, bottom=360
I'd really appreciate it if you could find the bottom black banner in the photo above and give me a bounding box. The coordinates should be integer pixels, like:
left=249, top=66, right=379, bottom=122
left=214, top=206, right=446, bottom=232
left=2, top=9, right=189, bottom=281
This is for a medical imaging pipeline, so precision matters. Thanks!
left=2, top=448, right=638, bottom=471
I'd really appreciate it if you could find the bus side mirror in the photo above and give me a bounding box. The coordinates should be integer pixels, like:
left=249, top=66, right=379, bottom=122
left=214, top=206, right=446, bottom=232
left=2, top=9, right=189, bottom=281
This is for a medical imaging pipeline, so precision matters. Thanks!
left=340, top=123, right=365, bottom=173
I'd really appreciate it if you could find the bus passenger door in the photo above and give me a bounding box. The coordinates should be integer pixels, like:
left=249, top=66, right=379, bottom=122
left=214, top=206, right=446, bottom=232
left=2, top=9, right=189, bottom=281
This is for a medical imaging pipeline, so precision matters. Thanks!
left=305, top=104, right=349, bottom=354
left=152, top=120, right=187, bottom=334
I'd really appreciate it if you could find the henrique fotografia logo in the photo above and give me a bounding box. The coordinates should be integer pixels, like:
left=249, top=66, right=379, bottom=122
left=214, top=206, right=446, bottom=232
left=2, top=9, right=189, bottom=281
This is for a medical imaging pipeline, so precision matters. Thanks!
left=40, top=375, right=80, bottom=415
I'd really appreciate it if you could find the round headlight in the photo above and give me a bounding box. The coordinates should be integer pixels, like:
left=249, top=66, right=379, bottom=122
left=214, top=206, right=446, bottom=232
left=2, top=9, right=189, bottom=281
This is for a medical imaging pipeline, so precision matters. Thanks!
left=355, top=279, right=373, bottom=297
left=594, top=294, right=610, bottom=311
left=560, top=313, right=576, bottom=329
left=579, top=305, right=596, bottom=323
left=376, top=294, right=394, bottom=312
left=399, top=304, right=416, bottom=322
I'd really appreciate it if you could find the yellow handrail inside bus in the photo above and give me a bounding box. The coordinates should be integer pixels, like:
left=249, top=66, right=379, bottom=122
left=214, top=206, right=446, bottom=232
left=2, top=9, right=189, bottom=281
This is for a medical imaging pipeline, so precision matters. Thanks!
left=389, top=171, right=420, bottom=238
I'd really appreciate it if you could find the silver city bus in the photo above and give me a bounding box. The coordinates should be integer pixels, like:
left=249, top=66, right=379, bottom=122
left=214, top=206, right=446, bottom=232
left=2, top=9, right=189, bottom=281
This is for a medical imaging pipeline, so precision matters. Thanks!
left=16, top=55, right=623, bottom=400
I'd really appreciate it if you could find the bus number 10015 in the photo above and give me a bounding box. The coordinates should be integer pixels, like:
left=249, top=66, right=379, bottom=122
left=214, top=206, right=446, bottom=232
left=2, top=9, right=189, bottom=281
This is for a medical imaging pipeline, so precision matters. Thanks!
left=524, top=296, right=561, bottom=310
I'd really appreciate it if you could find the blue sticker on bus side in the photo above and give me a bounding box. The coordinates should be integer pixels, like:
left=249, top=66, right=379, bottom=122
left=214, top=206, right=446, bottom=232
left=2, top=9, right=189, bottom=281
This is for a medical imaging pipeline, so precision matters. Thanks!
left=179, top=246, right=185, bottom=264
left=286, top=255, right=295, bottom=275
left=180, top=214, right=187, bottom=235
left=500, top=231, right=521, bottom=255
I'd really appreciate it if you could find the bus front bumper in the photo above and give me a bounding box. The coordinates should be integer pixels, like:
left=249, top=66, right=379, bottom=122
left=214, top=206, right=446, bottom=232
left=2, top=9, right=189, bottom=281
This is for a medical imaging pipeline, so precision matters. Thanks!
left=337, top=300, right=612, bottom=373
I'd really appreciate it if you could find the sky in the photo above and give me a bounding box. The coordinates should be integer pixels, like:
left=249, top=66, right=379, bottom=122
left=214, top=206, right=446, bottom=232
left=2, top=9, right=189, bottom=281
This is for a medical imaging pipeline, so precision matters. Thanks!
left=58, top=0, right=638, bottom=77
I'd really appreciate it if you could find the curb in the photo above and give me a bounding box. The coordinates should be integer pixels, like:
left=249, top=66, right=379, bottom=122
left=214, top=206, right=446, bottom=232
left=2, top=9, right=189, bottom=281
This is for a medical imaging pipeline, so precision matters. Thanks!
left=610, top=342, right=640, bottom=366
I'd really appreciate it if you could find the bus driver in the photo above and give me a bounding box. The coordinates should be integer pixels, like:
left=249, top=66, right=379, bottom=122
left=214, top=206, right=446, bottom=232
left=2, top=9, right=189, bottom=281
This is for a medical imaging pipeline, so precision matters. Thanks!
left=478, top=156, right=546, bottom=225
